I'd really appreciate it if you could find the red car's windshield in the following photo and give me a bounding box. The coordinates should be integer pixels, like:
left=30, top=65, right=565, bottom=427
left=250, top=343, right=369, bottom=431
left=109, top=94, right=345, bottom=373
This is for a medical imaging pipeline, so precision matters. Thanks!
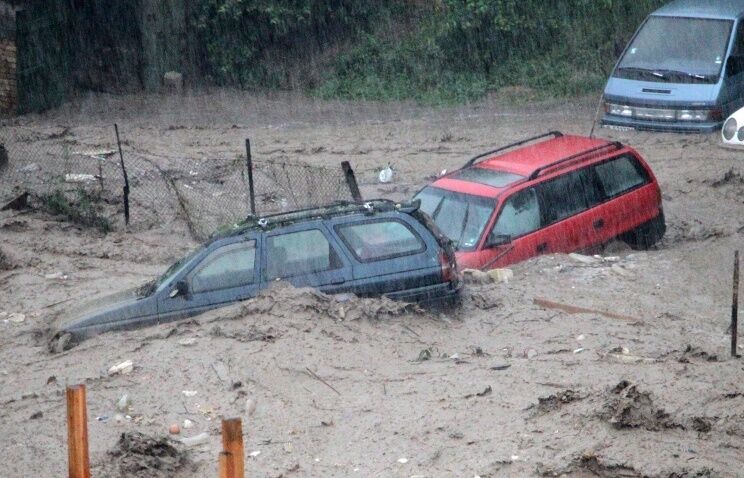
left=415, top=186, right=495, bottom=251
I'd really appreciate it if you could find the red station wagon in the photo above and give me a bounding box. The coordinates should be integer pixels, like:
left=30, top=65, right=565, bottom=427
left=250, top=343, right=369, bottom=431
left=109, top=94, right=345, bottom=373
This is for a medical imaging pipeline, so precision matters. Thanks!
left=414, top=132, right=665, bottom=270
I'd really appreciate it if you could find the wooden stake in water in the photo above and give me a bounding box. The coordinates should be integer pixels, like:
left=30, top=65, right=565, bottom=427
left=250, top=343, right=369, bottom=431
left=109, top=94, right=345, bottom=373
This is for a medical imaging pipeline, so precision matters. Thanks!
left=221, top=418, right=245, bottom=478
left=732, top=250, right=740, bottom=358
left=66, top=384, right=91, bottom=478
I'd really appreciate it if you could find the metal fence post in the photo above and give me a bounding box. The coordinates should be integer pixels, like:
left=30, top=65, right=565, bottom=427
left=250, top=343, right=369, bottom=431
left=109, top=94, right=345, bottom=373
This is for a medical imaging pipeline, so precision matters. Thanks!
left=114, top=124, right=130, bottom=226
left=341, top=161, right=362, bottom=203
left=246, top=139, right=256, bottom=215
left=732, top=250, right=740, bottom=358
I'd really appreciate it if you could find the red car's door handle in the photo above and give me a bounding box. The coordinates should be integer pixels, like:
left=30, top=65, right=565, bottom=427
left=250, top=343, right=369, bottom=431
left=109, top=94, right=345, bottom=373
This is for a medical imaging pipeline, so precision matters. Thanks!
left=537, top=243, right=548, bottom=253
left=593, top=218, right=605, bottom=229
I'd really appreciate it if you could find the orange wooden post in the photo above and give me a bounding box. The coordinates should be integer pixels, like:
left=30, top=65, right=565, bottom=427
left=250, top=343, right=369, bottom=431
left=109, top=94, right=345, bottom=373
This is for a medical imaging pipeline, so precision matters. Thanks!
left=218, top=451, right=236, bottom=478
left=221, top=418, right=244, bottom=478
left=66, top=384, right=91, bottom=478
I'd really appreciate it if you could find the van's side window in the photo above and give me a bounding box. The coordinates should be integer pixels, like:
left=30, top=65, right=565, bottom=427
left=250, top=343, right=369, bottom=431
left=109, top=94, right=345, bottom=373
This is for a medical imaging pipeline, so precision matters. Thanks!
left=266, top=229, right=341, bottom=279
left=593, top=155, right=649, bottom=199
left=539, top=171, right=590, bottom=224
left=191, top=241, right=256, bottom=293
left=492, top=188, right=541, bottom=238
left=337, top=219, right=425, bottom=262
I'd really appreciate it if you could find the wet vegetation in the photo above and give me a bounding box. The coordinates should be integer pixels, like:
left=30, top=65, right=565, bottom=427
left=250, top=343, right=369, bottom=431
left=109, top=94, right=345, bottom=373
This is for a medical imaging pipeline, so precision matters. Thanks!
left=38, top=189, right=112, bottom=233
left=194, top=0, right=665, bottom=103
left=15, top=1, right=665, bottom=110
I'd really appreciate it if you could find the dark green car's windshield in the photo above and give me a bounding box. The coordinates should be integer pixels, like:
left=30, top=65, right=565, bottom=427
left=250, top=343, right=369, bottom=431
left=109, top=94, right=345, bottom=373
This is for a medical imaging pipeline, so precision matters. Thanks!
left=137, top=246, right=203, bottom=297
left=415, top=187, right=494, bottom=251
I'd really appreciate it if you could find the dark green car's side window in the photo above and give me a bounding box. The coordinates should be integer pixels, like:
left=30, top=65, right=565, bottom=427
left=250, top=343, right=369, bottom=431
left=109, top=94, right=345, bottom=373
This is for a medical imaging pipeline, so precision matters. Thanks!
left=190, top=241, right=256, bottom=293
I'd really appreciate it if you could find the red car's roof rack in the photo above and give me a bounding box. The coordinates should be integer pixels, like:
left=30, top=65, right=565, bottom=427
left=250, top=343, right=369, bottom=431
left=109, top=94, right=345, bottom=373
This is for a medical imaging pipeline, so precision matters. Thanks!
left=527, top=141, right=623, bottom=180
left=463, top=131, right=564, bottom=168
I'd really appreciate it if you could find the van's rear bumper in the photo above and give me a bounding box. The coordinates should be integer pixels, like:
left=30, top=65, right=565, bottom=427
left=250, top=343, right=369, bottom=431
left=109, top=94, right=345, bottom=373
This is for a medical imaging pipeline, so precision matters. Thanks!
left=601, top=114, right=721, bottom=133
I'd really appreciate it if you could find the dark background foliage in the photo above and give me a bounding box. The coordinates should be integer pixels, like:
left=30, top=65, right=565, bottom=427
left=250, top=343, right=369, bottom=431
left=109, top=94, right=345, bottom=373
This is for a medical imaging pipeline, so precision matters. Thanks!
left=11, top=0, right=668, bottom=110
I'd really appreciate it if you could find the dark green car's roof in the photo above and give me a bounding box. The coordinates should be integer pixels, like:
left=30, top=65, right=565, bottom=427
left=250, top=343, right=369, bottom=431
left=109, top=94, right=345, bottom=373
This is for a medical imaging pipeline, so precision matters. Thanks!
left=211, top=199, right=418, bottom=242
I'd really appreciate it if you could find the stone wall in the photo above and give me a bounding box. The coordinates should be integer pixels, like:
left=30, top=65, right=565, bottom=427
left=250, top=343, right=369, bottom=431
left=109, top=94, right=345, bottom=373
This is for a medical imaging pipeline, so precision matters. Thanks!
left=0, top=38, right=15, bottom=114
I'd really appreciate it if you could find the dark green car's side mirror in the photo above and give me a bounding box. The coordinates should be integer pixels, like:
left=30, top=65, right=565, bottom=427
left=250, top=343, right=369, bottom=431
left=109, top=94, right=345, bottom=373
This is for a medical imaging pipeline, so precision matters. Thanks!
left=169, top=280, right=189, bottom=298
left=485, top=233, right=512, bottom=248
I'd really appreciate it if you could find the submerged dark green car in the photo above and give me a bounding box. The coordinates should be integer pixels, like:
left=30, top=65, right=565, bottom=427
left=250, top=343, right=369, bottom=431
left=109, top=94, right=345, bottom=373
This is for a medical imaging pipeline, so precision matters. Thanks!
left=50, top=200, right=460, bottom=350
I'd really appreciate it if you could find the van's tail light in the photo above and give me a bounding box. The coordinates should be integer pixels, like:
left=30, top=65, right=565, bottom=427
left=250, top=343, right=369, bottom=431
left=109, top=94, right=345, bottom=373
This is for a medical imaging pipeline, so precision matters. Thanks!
left=439, top=251, right=458, bottom=283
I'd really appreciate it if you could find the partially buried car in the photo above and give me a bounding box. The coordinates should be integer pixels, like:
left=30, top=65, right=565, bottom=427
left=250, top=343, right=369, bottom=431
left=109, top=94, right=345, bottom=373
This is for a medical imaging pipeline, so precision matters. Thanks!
left=414, top=132, right=665, bottom=270
left=50, top=200, right=460, bottom=349
left=721, top=106, right=744, bottom=148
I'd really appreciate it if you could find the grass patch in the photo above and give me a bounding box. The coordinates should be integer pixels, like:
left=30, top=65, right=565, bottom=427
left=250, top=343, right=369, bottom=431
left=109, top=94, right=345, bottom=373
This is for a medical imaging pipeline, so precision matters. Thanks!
left=38, top=189, right=112, bottom=233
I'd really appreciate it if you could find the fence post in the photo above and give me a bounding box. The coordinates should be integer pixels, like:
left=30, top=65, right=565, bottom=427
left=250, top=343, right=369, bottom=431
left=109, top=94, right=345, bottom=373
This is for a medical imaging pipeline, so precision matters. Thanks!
left=733, top=250, right=740, bottom=358
left=245, top=139, right=256, bottom=215
left=341, top=161, right=362, bottom=203
left=66, top=384, right=90, bottom=478
left=221, top=418, right=245, bottom=478
left=114, top=124, right=130, bottom=226
left=218, top=451, right=236, bottom=478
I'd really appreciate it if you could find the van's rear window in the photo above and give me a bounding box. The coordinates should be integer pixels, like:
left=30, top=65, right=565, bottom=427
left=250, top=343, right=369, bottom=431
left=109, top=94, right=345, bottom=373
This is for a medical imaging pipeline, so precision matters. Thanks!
left=450, top=167, right=524, bottom=188
left=336, top=219, right=425, bottom=262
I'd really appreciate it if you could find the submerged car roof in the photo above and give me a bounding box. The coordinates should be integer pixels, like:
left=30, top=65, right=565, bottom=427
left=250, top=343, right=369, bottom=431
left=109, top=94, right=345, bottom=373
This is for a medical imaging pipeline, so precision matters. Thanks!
left=431, top=135, right=615, bottom=198
left=212, top=199, right=419, bottom=242
left=653, top=0, right=744, bottom=20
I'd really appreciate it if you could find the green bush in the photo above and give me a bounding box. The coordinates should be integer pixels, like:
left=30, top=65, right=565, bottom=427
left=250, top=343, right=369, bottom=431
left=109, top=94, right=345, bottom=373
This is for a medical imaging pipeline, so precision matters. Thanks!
left=39, top=189, right=112, bottom=233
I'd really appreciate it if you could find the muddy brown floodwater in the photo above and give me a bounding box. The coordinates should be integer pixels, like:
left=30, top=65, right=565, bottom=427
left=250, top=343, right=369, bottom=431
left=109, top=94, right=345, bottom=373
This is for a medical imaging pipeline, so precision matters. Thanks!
left=1, top=91, right=743, bottom=477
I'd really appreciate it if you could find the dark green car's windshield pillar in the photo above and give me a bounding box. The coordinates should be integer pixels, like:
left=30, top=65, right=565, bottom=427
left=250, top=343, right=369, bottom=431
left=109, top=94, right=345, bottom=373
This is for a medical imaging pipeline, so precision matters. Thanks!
left=415, top=187, right=494, bottom=251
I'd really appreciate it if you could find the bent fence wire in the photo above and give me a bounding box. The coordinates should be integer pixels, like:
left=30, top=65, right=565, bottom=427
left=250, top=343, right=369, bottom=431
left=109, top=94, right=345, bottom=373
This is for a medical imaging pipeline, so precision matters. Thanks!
left=0, top=132, right=358, bottom=241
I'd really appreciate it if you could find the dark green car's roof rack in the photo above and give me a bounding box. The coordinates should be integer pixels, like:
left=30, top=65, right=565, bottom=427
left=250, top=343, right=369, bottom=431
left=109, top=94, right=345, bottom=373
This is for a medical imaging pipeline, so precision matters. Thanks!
left=213, top=199, right=420, bottom=240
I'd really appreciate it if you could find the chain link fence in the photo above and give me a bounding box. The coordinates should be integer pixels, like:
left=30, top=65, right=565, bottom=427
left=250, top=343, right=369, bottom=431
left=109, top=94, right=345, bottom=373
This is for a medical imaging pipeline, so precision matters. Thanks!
left=0, top=130, right=359, bottom=240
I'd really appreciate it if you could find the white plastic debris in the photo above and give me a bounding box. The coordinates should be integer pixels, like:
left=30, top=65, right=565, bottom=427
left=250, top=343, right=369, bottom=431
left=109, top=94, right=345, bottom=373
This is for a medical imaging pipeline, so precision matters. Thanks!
left=378, top=165, right=393, bottom=183
left=179, top=432, right=209, bottom=447
left=245, top=398, right=257, bottom=417
left=576, top=334, right=586, bottom=341
left=397, top=457, right=408, bottom=464
left=65, top=173, right=97, bottom=183
left=569, top=253, right=599, bottom=265
left=178, top=338, right=197, bottom=346
left=182, top=419, right=194, bottom=429
left=116, top=394, right=131, bottom=412
left=108, top=360, right=134, bottom=376
left=249, top=450, right=261, bottom=458
left=182, top=390, right=198, bottom=397
left=573, top=348, right=585, bottom=354
left=486, top=268, right=514, bottom=283
left=7, top=313, right=25, bottom=324
left=44, top=271, right=68, bottom=280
